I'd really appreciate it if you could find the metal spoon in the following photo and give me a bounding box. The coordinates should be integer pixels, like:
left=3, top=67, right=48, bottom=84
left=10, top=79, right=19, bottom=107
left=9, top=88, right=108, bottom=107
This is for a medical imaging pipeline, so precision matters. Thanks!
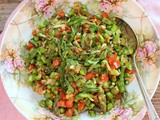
left=116, top=18, right=160, bottom=120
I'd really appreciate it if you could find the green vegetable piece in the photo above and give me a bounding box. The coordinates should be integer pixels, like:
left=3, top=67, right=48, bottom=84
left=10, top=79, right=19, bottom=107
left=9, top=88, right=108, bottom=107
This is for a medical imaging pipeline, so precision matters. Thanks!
left=109, top=69, right=120, bottom=76
left=98, top=34, right=105, bottom=43
left=50, top=72, right=55, bottom=79
left=119, top=86, right=126, bottom=93
left=84, top=62, right=91, bottom=67
left=107, top=103, right=114, bottom=110
left=106, top=92, right=114, bottom=100
left=41, top=55, right=46, bottom=63
left=88, top=103, right=95, bottom=109
left=81, top=33, right=86, bottom=48
left=34, top=75, right=41, bottom=81
left=29, top=48, right=37, bottom=59
left=79, top=68, right=87, bottom=75
left=98, top=87, right=106, bottom=113
left=46, top=99, right=53, bottom=108
left=89, top=110, right=96, bottom=117
left=44, top=93, right=52, bottom=99
left=47, top=85, right=52, bottom=89
left=124, top=73, right=130, bottom=78
left=103, top=82, right=109, bottom=89
left=38, top=47, right=46, bottom=54
left=111, top=86, right=119, bottom=95
left=125, top=80, right=130, bottom=85
left=66, top=85, right=74, bottom=93
left=40, top=100, right=46, bottom=108
left=60, top=108, right=66, bottom=114
left=125, top=62, right=132, bottom=70
left=76, top=93, right=93, bottom=99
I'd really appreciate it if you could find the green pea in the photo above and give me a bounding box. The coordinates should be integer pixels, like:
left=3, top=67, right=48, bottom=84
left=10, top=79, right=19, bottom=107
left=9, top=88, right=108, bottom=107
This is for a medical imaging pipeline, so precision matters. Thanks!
left=46, top=99, right=53, bottom=108
left=103, top=82, right=109, bottom=89
left=125, top=73, right=130, bottom=78
left=47, top=85, right=52, bottom=89
left=44, top=93, right=52, bottom=99
left=39, top=100, right=46, bottom=108
left=89, top=110, right=96, bottom=117
left=88, top=103, right=95, bottom=109
left=125, top=80, right=130, bottom=85
left=60, top=108, right=66, bottom=114
left=34, top=36, right=39, bottom=41
left=106, top=92, right=114, bottom=100
left=111, top=86, right=119, bottom=95
left=107, top=103, right=114, bottom=110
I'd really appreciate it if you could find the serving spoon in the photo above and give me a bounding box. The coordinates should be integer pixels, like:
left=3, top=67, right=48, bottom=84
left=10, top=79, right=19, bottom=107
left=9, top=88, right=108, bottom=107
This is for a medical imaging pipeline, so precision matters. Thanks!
left=116, top=18, right=160, bottom=120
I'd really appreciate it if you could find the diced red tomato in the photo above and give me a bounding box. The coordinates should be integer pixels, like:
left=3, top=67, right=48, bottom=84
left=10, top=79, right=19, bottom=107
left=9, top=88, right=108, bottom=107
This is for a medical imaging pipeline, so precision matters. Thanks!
left=65, top=109, right=74, bottom=117
left=93, top=96, right=99, bottom=103
left=45, top=28, right=50, bottom=34
left=65, top=26, right=72, bottom=34
left=65, top=100, right=73, bottom=108
left=116, top=93, right=121, bottom=100
left=54, top=32, right=61, bottom=38
left=28, top=64, right=36, bottom=71
left=107, top=53, right=120, bottom=68
left=32, top=30, right=37, bottom=36
left=85, top=72, right=96, bottom=80
left=102, top=12, right=109, bottom=18
left=57, top=9, right=65, bottom=18
left=78, top=102, right=85, bottom=110
left=125, top=69, right=135, bottom=74
left=71, top=82, right=77, bottom=89
left=41, top=72, right=45, bottom=76
left=100, top=74, right=109, bottom=82
left=112, top=60, right=121, bottom=69
left=52, top=59, right=61, bottom=68
left=57, top=100, right=66, bottom=107
left=60, top=91, right=66, bottom=100
left=27, top=42, right=34, bottom=50
left=108, top=53, right=117, bottom=64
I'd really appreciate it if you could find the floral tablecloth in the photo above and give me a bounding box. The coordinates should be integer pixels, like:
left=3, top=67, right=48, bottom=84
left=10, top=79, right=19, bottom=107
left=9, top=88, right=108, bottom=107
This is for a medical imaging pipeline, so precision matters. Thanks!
left=0, top=0, right=160, bottom=120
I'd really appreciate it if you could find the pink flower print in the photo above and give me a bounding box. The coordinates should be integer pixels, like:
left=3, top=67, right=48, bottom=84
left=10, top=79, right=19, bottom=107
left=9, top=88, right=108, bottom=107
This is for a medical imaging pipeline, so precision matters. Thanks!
left=14, top=58, right=25, bottom=70
left=113, top=106, right=124, bottom=115
left=119, top=108, right=133, bottom=120
left=4, top=58, right=15, bottom=73
left=141, top=58, right=155, bottom=71
left=112, top=4, right=124, bottom=15
left=99, top=1, right=112, bottom=13
left=43, top=6, right=54, bottom=19
left=137, top=47, right=147, bottom=61
left=35, top=0, right=48, bottom=12
left=144, top=41, right=156, bottom=56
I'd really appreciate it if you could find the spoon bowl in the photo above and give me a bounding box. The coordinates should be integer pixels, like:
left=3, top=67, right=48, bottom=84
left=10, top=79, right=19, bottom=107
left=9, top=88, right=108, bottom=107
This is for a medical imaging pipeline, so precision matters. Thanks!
left=116, top=17, right=159, bottom=120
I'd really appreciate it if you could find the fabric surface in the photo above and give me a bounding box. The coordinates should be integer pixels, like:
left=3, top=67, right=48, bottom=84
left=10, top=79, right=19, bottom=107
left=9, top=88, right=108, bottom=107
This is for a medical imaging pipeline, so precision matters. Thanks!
left=0, top=0, right=160, bottom=120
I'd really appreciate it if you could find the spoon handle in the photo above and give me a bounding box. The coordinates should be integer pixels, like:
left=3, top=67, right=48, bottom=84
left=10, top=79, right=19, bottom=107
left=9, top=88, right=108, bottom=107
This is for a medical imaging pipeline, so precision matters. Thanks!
left=133, top=55, right=160, bottom=120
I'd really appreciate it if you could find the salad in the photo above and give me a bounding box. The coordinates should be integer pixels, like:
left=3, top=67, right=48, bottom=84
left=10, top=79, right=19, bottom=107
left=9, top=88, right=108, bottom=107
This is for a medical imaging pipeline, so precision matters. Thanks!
left=23, top=2, right=135, bottom=117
